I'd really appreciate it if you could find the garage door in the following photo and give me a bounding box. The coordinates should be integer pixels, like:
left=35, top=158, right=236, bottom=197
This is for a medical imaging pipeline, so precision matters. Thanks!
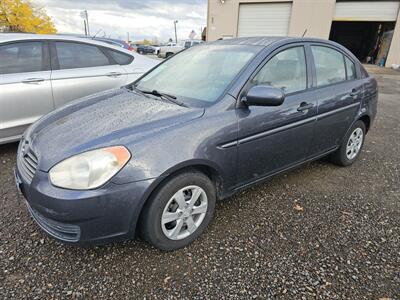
left=238, top=3, right=292, bottom=37
left=334, top=1, right=400, bottom=21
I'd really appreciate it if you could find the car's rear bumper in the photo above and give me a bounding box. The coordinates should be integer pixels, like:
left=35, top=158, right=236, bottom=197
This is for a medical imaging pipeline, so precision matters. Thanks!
left=15, top=167, right=154, bottom=245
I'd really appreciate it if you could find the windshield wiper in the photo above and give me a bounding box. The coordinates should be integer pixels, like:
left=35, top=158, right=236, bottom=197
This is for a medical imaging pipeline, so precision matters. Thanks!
left=133, top=86, right=187, bottom=107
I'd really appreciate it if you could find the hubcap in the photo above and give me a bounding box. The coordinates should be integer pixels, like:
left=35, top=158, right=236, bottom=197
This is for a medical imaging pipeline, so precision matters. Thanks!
left=161, top=185, right=208, bottom=240
left=346, top=127, right=363, bottom=160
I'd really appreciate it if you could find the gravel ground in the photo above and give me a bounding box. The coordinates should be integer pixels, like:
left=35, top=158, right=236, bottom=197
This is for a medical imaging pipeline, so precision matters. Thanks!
left=1, top=71, right=399, bottom=299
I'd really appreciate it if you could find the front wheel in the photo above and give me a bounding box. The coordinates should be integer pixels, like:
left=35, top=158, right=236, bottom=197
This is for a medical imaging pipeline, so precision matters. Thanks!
left=140, top=171, right=216, bottom=251
left=331, top=120, right=366, bottom=166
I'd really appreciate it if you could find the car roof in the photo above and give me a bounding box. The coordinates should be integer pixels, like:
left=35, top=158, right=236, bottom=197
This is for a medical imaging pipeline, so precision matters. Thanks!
left=208, top=36, right=338, bottom=47
left=94, top=37, right=127, bottom=44
left=0, top=33, right=133, bottom=55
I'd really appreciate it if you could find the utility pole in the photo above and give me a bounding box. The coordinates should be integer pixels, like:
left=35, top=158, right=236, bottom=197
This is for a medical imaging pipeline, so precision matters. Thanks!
left=174, top=20, right=178, bottom=44
left=80, top=10, right=90, bottom=36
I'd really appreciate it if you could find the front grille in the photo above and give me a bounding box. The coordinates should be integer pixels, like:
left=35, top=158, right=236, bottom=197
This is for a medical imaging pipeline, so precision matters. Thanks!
left=18, top=140, right=38, bottom=183
left=26, top=202, right=81, bottom=242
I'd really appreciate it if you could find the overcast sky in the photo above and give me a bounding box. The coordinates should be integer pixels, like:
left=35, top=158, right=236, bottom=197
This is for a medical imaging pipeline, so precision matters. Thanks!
left=34, top=0, right=207, bottom=42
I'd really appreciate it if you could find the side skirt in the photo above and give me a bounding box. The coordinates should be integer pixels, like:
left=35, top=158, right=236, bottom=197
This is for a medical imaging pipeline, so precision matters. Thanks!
left=220, top=147, right=338, bottom=200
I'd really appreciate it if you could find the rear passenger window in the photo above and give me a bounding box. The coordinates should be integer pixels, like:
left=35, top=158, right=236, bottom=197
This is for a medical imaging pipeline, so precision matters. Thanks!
left=55, top=42, right=110, bottom=70
left=0, top=42, right=43, bottom=74
left=311, top=46, right=346, bottom=87
left=345, top=56, right=356, bottom=80
left=252, top=46, right=307, bottom=94
left=105, top=49, right=133, bottom=65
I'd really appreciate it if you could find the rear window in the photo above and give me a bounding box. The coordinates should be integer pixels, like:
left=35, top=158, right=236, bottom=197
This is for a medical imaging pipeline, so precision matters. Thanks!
left=55, top=42, right=111, bottom=69
left=0, top=42, right=44, bottom=74
left=105, top=49, right=133, bottom=65
left=311, top=46, right=346, bottom=87
left=345, top=56, right=356, bottom=80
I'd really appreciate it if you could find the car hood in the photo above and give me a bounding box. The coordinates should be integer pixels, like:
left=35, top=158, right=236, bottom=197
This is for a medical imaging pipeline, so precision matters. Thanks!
left=26, top=88, right=204, bottom=171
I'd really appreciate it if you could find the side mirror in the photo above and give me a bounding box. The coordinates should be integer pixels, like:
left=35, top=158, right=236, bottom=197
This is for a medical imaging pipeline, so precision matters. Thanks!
left=244, top=85, right=285, bottom=106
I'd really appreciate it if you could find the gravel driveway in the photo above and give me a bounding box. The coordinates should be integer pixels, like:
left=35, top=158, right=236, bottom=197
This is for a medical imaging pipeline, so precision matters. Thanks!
left=1, top=71, right=399, bottom=299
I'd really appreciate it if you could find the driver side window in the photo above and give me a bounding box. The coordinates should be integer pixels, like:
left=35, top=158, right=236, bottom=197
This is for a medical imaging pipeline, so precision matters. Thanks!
left=252, top=46, right=307, bottom=94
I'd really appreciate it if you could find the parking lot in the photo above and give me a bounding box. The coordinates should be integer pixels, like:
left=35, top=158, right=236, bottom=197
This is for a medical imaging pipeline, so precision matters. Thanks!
left=0, top=70, right=399, bottom=299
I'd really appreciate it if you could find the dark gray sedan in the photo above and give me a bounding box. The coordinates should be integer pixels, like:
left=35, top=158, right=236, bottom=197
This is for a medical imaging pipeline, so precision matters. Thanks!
left=15, top=37, right=378, bottom=250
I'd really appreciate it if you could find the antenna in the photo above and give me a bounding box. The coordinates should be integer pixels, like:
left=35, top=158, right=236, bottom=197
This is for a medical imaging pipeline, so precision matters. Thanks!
left=92, top=29, right=103, bottom=39
left=302, top=29, right=307, bottom=37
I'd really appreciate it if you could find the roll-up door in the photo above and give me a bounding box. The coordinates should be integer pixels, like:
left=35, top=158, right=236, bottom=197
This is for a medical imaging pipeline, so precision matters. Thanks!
left=238, top=3, right=292, bottom=37
left=334, top=1, right=400, bottom=21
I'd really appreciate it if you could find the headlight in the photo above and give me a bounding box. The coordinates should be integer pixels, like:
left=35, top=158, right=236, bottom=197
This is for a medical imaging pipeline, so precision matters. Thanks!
left=49, top=146, right=131, bottom=190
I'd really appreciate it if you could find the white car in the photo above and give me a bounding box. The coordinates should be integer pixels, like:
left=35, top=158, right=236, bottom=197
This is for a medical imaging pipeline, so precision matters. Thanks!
left=0, top=33, right=159, bottom=144
left=158, top=40, right=203, bottom=58
left=151, top=45, right=161, bottom=55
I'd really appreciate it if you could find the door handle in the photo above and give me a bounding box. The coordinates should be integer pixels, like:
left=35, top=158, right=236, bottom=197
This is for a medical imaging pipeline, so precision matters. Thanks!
left=106, top=72, right=123, bottom=77
left=297, top=102, right=314, bottom=112
left=22, top=78, right=45, bottom=84
left=350, top=89, right=361, bottom=97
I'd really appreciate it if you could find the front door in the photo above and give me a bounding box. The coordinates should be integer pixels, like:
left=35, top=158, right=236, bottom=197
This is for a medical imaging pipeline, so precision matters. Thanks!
left=0, top=41, right=53, bottom=142
left=237, top=45, right=316, bottom=186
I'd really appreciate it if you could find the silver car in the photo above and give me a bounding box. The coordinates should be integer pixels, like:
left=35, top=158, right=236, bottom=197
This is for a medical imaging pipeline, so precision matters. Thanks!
left=0, top=34, right=159, bottom=144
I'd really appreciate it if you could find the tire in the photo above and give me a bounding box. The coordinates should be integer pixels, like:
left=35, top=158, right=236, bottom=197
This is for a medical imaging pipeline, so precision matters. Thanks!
left=331, top=120, right=366, bottom=166
left=166, top=52, right=173, bottom=58
left=140, top=171, right=216, bottom=251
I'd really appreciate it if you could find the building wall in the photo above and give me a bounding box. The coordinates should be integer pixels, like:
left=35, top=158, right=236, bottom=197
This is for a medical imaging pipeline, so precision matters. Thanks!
left=386, top=9, right=400, bottom=66
left=207, top=0, right=400, bottom=67
left=207, top=0, right=291, bottom=40
left=206, top=0, right=335, bottom=41
left=288, top=0, right=335, bottom=39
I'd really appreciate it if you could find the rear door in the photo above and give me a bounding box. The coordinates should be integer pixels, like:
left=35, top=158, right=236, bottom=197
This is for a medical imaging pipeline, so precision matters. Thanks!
left=0, top=40, right=53, bottom=142
left=308, top=44, right=363, bottom=155
left=50, top=41, right=128, bottom=108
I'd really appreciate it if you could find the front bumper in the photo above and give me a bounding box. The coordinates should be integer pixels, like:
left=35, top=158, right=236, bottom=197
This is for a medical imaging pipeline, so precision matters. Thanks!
left=15, top=166, right=154, bottom=245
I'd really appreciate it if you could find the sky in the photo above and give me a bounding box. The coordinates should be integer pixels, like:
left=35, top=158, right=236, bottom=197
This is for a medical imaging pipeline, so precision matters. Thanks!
left=33, top=0, right=207, bottom=43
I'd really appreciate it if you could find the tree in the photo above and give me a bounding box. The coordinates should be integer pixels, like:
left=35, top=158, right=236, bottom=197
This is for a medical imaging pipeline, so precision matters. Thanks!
left=0, top=0, right=56, bottom=34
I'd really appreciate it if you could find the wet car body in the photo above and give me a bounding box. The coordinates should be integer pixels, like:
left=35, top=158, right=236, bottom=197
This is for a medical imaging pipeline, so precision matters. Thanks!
left=15, top=37, right=378, bottom=245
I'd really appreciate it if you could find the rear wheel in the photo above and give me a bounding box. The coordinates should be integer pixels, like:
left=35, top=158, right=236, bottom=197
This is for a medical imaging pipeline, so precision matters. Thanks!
left=166, top=52, right=173, bottom=58
left=331, top=120, right=366, bottom=166
left=140, top=171, right=216, bottom=251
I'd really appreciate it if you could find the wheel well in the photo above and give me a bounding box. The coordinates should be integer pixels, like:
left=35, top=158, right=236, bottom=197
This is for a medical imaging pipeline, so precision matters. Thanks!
left=135, top=164, right=223, bottom=235
left=159, top=165, right=223, bottom=198
left=359, top=115, right=371, bottom=133
left=144, top=164, right=223, bottom=206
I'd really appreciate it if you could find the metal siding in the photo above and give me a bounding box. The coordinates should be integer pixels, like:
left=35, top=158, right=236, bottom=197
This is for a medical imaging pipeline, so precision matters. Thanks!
left=238, top=3, right=292, bottom=37
left=334, top=1, right=400, bottom=21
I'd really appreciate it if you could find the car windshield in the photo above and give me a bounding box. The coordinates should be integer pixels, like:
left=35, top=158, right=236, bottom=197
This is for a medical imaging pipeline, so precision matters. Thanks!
left=134, top=44, right=260, bottom=106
